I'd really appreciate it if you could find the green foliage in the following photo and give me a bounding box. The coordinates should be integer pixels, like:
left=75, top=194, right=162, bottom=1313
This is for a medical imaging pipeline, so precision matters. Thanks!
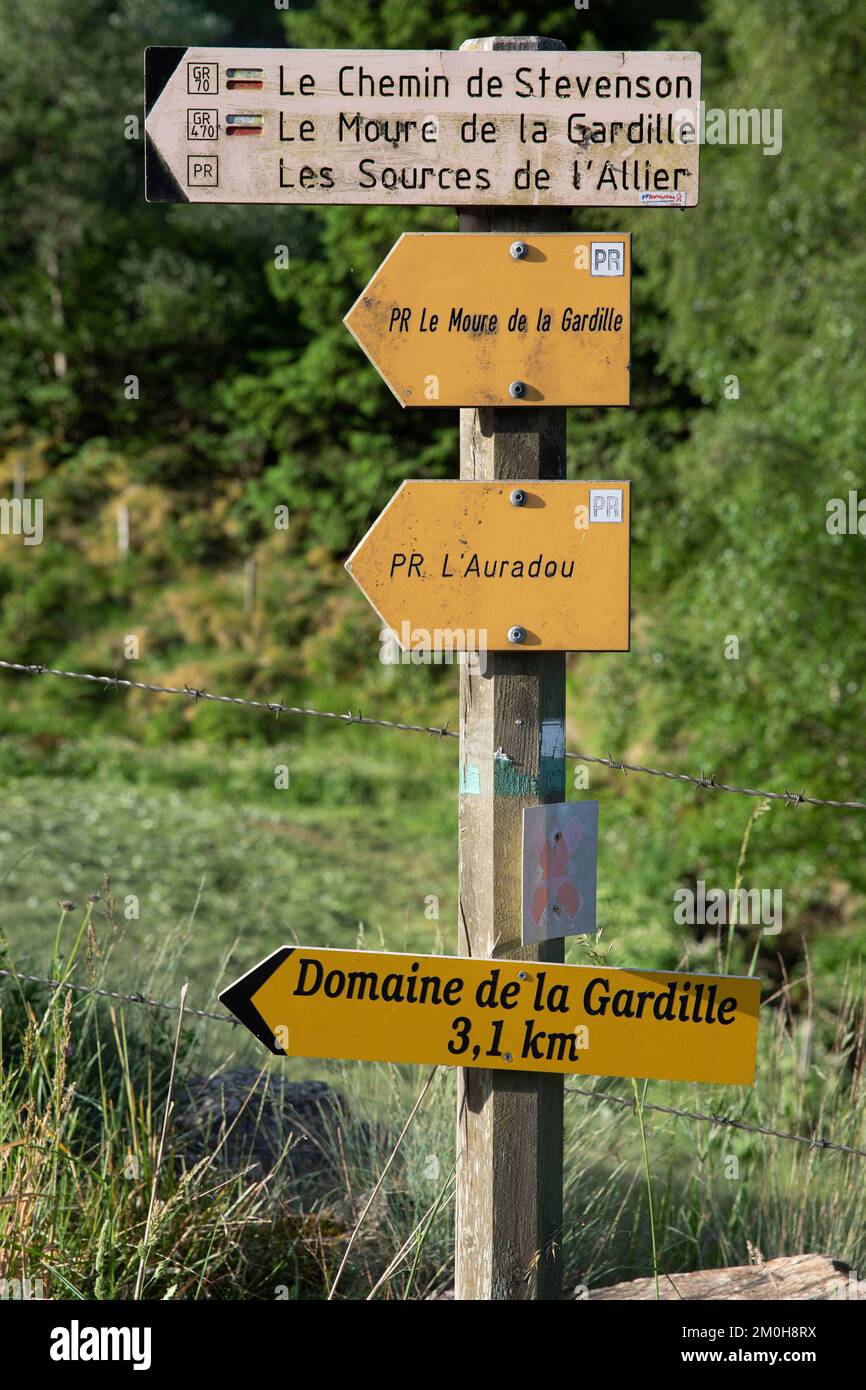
left=0, top=738, right=457, bottom=990
left=1, top=2, right=866, bottom=1289
left=1, top=0, right=866, bottom=1184
left=566, top=0, right=866, bottom=933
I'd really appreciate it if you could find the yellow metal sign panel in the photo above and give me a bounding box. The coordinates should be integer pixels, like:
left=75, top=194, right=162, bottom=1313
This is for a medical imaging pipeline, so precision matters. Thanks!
left=345, top=480, right=630, bottom=652
left=344, top=233, right=631, bottom=408
left=220, top=946, right=760, bottom=1086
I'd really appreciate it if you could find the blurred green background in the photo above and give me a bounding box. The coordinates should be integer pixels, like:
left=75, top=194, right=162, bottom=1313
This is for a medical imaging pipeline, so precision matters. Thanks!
left=0, top=0, right=864, bottom=1021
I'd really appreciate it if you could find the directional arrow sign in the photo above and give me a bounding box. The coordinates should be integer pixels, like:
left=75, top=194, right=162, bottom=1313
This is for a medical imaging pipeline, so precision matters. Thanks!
left=344, top=234, right=631, bottom=408
left=144, top=47, right=700, bottom=206
left=220, top=946, right=760, bottom=1085
left=345, top=480, right=630, bottom=652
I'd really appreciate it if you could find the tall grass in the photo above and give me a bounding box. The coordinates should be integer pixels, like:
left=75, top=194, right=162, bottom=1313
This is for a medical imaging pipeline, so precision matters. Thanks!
left=0, top=901, right=330, bottom=1299
left=560, top=970, right=866, bottom=1290
left=1, top=897, right=865, bottom=1299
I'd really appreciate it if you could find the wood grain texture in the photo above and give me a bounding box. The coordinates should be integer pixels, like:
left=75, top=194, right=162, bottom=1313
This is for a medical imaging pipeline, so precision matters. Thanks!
left=589, top=1254, right=864, bottom=1301
left=455, top=34, right=567, bottom=1302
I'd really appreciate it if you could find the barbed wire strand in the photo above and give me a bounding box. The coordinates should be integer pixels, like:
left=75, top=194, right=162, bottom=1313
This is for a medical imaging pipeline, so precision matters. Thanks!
left=565, top=1084, right=866, bottom=1161
left=0, top=966, right=233, bottom=1024
left=1, top=659, right=864, bottom=812
left=0, top=965, right=863, bottom=1162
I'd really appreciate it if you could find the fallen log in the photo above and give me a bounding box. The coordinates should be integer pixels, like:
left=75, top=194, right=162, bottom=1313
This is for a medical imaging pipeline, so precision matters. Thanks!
left=590, top=1253, right=862, bottom=1300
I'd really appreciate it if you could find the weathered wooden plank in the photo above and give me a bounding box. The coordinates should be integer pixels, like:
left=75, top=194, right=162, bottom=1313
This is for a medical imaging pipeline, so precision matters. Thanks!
left=590, top=1254, right=864, bottom=1301
left=144, top=45, right=701, bottom=206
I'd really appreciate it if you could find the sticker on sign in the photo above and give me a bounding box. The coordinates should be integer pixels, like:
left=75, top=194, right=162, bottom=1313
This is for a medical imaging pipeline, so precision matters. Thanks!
left=522, top=801, right=599, bottom=945
left=590, top=242, right=626, bottom=276
left=589, top=488, right=624, bottom=522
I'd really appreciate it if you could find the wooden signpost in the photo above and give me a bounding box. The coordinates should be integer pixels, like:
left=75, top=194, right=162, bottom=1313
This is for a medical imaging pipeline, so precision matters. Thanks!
left=143, top=31, right=756, bottom=1306
left=344, top=233, right=631, bottom=407
left=144, top=46, right=701, bottom=206
left=220, top=946, right=760, bottom=1086
left=345, top=480, right=631, bottom=651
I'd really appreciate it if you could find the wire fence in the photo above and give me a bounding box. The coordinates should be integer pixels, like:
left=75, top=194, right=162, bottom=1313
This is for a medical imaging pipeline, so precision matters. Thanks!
left=0, top=965, right=233, bottom=1024
left=564, top=1085, right=866, bottom=1161
left=2, top=655, right=865, bottom=1161
left=2, top=964, right=864, bottom=1162
left=2, top=658, right=865, bottom=811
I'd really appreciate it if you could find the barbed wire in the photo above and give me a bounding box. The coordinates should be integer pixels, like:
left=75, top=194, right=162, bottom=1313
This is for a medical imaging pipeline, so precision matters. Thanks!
left=2, top=658, right=865, bottom=811
left=565, top=1084, right=866, bottom=1161
left=1, top=964, right=863, bottom=1162
left=0, top=966, right=234, bottom=1024
left=0, top=659, right=453, bottom=742
left=561, top=752, right=866, bottom=811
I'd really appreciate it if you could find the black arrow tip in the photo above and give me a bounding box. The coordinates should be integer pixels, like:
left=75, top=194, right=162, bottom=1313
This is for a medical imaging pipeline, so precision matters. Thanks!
left=219, top=946, right=295, bottom=1054
left=144, top=47, right=191, bottom=203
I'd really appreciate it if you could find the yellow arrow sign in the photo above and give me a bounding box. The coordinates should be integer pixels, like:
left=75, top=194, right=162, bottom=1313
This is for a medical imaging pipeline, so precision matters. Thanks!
left=344, top=233, right=631, bottom=407
left=220, top=947, right=760, bottom=1085
left=345, top=480, right=630, bottom=652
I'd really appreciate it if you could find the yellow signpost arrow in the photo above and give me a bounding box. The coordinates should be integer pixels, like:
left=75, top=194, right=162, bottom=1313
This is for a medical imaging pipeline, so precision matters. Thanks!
left=344, top=233, right=631, bottom=407
left=345, top=479, right=631, bottom=651
left=220, top=946, right=760, bottom=1086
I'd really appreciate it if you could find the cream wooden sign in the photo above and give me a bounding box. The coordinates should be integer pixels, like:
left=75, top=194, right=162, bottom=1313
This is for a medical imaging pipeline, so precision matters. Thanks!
left=144, top=47, right=701, bottom=206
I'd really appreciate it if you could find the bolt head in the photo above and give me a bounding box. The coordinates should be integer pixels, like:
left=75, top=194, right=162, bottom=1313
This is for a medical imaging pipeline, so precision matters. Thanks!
left=508, top=380, right=526, bottom=399
left=510, top=240, right=529, bottom=260
left=507, top=625, right=526, bottom=645
left=504, top=1052, right=513, bottom=1063
left=510, top=488, right=527, bottom=507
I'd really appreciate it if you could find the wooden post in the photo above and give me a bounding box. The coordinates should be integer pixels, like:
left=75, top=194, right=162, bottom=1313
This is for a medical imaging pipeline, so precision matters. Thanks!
left=244, top=554, right=257, bottom=617
left=13, top=457, right=26, bottom=503
left=455, top=35, right=568, bottom=1302
left=117, top=503, right=130, bottom=558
